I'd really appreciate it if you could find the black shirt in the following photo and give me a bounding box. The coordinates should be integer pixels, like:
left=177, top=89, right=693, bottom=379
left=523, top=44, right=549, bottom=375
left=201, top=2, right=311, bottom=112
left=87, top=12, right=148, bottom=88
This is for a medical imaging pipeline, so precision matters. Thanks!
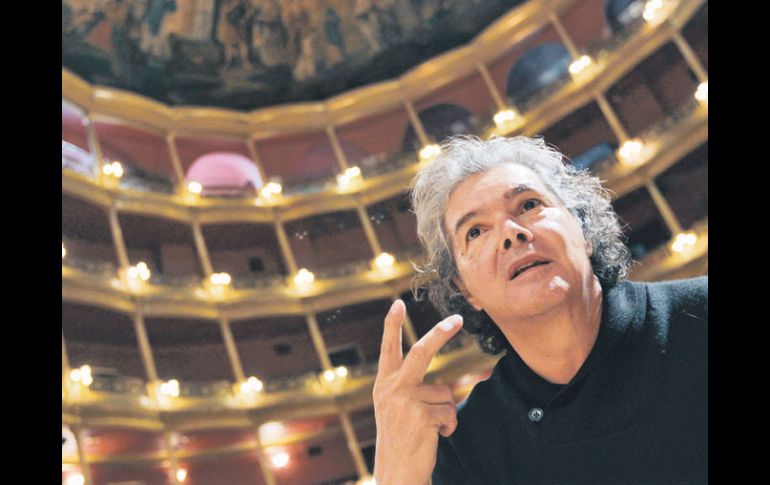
left=433, top=276, right=708, bottom=484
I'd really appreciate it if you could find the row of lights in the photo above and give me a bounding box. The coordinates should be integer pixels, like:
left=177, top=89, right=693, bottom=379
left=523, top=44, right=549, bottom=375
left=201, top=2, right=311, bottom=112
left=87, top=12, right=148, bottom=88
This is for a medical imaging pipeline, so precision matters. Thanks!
left=69, top=366, right=351, bottom=398
left=65, top=469, right=188, bottom=484
left=68, top=464, right=376, bottom=484
left=322, top=366, right=349, bottom=382
left=62, top=250, right=399, bottom=291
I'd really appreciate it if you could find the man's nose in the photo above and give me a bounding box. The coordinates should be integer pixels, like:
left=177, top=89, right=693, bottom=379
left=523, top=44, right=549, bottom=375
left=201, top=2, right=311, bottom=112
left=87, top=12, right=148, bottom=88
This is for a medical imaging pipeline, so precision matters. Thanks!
left=501, top=219, right=532, bottom=251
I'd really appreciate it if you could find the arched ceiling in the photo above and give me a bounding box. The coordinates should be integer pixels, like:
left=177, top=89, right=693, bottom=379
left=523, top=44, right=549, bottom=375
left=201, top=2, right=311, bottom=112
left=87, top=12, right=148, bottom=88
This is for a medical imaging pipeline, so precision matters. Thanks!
left=62, top=0, right=526, bottom=111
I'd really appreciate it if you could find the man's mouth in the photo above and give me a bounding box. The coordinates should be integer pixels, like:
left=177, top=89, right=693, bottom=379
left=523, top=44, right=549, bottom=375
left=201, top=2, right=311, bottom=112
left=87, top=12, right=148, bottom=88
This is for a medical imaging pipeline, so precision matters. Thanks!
left=510, top=260, right=550, bottom=280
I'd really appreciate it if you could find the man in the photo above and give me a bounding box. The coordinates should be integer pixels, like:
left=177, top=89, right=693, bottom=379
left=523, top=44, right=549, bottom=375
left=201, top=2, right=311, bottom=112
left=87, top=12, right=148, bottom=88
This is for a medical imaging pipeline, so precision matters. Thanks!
left=372, top=136, right=707, bottom=484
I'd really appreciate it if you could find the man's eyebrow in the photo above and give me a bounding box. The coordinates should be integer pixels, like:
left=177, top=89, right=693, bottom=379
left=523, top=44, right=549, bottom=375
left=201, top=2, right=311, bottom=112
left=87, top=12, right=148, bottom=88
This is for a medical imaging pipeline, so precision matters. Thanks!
left=452, top=184, right=536, bottom=238
left=504, top=183, right=535, bottom=201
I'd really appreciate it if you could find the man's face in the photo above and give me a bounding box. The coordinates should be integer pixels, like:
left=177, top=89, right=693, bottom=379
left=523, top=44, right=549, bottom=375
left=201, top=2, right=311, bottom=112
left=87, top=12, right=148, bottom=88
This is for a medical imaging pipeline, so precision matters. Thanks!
left=444, top=163, right=595, bottom=325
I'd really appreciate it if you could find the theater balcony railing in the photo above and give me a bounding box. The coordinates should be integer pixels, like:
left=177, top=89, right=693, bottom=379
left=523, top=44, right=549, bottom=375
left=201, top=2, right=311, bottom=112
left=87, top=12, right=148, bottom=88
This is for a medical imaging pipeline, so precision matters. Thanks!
left=493, top=0, right=706, bottom=139
left=62, top=332, right=497, bottom=430
left=62, top=98, right=707, bottom=318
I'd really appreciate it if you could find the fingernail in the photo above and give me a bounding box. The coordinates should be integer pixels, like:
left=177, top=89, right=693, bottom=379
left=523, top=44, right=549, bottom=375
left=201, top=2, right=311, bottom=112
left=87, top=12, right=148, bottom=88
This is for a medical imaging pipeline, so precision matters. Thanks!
left=389, top=300, right=400, bottom=314
left=439, top=316, right=462, bottom=331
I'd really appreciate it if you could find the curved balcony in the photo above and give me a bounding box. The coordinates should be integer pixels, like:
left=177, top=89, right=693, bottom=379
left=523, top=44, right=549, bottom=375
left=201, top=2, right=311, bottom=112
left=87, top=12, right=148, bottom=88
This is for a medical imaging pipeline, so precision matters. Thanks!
left=62, top=101, right=707, bottom=318
left=62, top=0, right=705, bottom=223
left=62, top=1, right=707, bottom=482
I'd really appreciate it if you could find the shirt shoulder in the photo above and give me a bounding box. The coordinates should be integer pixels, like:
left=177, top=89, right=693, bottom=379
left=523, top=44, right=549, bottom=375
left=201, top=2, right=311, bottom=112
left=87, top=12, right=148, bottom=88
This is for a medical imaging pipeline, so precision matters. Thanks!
left=638, top=276, right=708, bottom=359
left=644, top=275, right=708, bottom=323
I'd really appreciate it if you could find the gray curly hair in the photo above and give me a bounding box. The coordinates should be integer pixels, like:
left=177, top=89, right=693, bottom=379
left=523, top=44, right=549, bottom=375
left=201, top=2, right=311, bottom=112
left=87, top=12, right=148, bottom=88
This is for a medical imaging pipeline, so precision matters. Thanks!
left=409, top=135, right=632, bottom=355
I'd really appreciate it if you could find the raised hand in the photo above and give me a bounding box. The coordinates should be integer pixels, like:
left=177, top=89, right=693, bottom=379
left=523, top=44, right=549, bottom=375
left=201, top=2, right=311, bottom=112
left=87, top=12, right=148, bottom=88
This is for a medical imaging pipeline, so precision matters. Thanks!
left=373, top=299, right=464, bottom=485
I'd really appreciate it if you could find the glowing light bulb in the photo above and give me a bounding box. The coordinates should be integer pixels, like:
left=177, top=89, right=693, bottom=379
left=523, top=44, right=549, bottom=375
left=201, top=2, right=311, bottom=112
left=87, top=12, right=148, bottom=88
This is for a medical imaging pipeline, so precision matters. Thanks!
left=66, top=473, right=85, bottom=485
left=241, top=376, right=264, bottom=394
left=62, top=243, right=67, bottom=259
left=260, top=181, right=283, bottom=199
left=335, top=366, right=348, bottom=378
left=69, top=368, right=82, bottom=382
left=103, top=161, right=124, bottom=178
left=294, top=268, right=315, bottom=286
left=618, top=139, right=645, bottom=165
left=80, top=365, right=93, bottom=386
left=270, top=451, right=290, bottom=468
left=210, top=272, right=231, bottom=286
left=493, top=109, right=517, bottom=129
left=695, top=82, right=708, bottom=103
left=336, top=166, right=363, bottom=190
left=643, top=0, right=674, bottom=24
left=187, top=181, right=202, bottom=194
left=323, top=369, right=336, bottom=382
left=671, top=232, right=698, bottom=254
left=136, top=262, right=151, bottom=281
left=126, top=263, right=151, bottom=282
left=569, top=55, right=593, bottom=75
left=419, top=144, right=441, bottom=161
left=176, top=468, right=187, bottom=482
left=375, top=252, right=395, bottom=271
left=259, top=422, right=286, bottom=442
left=160, top=379, right=180, bottom=397
left=247, top=376, right=263, bottom=392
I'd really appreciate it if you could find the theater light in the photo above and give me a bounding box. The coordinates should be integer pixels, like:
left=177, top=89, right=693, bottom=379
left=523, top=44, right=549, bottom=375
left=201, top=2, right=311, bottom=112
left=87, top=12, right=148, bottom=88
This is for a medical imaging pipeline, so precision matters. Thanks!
left=102, top=161, right=124, bottom=178
left=671, top=232, right=698, bottom=254
left=187, top=181, right=202, bottom=194
left=568, top=55, right=593, bottom=75
left=259, top=422, right=286, bottom=442
left=241, top=376, right=264, bottom=394
left=336, top=166, right=363, bottom=190
left=617, top=139, right=645, bottom=166
left=270, top=451, right=290, bottom=468
left=65, top=473, right=85, bottom=485
left=695, top=82, right=708, bottom=104
left=294, top=268, right=315, bottom=287
left=323, top=369, right=336, bottom=382
left=260, top=180, right=283, bottom=199
left=160, top=379, right=180, bottom=398
left=643, top=0, right=674, bottom=24
left=70, top=365, right=92, bottom=386
left=62, top=243, right=67, bottom=259
left=419, top=144, right=441, bottom=161
left=335, top=366, right=349, bottom=378
left=375, top=252, right=395, bottom=271
left=128, top=262, right=151, bottom=281
left=176, top=468, right=187, bottom=482
left=210, top=272, right=231, bottom=286
left=493, top=109, right=518, bottom=130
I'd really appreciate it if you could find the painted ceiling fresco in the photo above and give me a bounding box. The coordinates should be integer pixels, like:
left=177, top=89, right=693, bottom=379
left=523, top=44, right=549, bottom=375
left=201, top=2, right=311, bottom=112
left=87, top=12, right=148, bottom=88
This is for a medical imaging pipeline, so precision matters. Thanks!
left=62, top=0, right=525, bottom=111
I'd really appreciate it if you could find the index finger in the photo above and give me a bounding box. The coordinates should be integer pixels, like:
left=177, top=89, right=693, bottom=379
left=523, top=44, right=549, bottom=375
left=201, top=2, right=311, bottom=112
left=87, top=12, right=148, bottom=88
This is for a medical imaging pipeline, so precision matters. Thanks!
left=399, top=314, right=463, bottom=386
left=376, top=299, right=405, bottom=377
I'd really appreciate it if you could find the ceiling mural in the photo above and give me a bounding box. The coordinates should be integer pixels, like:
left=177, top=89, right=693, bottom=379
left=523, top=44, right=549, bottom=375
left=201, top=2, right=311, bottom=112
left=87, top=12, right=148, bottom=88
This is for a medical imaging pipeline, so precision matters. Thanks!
left=62, top=0, right=525, bottom=111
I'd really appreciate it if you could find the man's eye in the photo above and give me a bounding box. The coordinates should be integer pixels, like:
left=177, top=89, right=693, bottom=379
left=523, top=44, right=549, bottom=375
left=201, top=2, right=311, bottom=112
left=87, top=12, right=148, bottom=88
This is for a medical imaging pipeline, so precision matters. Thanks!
left=467, top=227, right=481, bottom=241
left=522, top=199, right=541, bottom=212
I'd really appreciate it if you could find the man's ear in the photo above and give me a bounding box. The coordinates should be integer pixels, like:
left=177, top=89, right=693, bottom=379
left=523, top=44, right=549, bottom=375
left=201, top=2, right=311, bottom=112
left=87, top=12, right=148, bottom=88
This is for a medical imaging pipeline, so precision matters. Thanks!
left=453, top=275, right=482, bottom=311
left=585, top=238, right=593, bottom=258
